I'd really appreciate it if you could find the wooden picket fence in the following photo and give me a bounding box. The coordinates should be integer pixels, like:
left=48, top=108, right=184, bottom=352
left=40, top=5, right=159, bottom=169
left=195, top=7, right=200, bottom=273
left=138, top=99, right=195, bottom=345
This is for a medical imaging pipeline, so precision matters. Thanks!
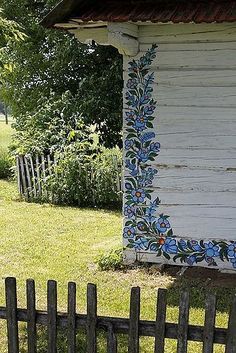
left=16, top=153, right=122, bottom=203
left=1, top=277, right=236, bottom=353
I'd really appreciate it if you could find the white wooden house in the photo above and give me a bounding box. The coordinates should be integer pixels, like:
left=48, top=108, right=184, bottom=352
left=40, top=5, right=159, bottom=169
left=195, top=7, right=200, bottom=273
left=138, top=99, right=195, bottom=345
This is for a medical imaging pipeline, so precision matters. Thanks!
left=42, top=0, right=236, bottom=271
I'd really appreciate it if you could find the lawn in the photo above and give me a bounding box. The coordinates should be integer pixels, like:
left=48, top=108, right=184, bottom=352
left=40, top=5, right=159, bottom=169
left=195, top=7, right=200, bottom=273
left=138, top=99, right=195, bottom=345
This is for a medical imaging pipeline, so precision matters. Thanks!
left=0, top=119, right=13, bottom=150
left=0, top=123, right=233, bottom=352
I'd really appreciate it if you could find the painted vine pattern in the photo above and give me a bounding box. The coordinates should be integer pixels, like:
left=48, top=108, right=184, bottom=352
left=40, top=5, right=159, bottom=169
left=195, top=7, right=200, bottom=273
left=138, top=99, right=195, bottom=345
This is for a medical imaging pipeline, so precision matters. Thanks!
left=123, top=44, right=236, bottom=269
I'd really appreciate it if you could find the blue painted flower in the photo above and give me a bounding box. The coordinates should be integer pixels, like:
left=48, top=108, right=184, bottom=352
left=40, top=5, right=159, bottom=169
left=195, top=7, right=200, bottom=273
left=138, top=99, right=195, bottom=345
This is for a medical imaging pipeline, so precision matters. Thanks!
left=162, top=238, right=178, bottom=254
left=125, top=139, right=134, bottom=150
left=230, top=258, right=236, bottom=268
left=134, top=115, right=147, bottom=132
left=227, top=243, right=236, bottom=258
left=140, top=93, right=151, bottom=105
left=124, top=206, right=135, bottom=219
left=156, top=217, right=171, bottom=233
left=131, top=189, right=146, bottom=203
left=127, top=78, right=138, bottom=89
left=137, top=221, right=146, bottom=231
left=134, top=237, right=149, bottom=250
left=186, top=255, right=197, bottom=266
left=126, top=92, right=138, bottom=107
left=179, top=239, right=187, bottom=250
left=123, top=226, right=136, bottom=239
left=125, top=160, right=138, bottom=177
left=125, top=111, right=136, bottom=122
left=204, top=242, right=220, bottom=257
left=137, top=148, right=149, bottom=163
left=140, top=132, right=155, bottom=143
left=190, top=240, right=202, bottom=252
left=150, top=142, right=160, bottom=153
left=144, top=105, right=156, bottom=115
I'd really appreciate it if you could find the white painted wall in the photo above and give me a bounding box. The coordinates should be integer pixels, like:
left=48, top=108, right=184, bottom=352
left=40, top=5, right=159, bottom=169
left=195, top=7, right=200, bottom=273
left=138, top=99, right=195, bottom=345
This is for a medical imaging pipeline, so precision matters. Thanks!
left=123, top=23, right=236, bottom=243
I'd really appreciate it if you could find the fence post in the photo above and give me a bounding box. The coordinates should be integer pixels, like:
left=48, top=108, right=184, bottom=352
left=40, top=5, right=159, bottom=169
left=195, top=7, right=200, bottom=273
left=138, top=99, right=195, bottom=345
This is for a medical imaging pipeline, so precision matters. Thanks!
left=68, top=282, right=76, bottom=353
left=5, top=277, right=19, bottom=353
left=203, top=292, right=216, bottom=353
left=225, top=293, right=236, bottom=353
left=177, top=290, right=190, bottom=353
left=128, top=287, right=140, bottom=353
left=155, top=288, right=167, bottom=353
left=47, top=280, right=57, bottom=353
left=86, top=283, right=97, bottom=353
left=27, top=279, right=37, bottom=353
left=107, top=323, right=117, bottom=353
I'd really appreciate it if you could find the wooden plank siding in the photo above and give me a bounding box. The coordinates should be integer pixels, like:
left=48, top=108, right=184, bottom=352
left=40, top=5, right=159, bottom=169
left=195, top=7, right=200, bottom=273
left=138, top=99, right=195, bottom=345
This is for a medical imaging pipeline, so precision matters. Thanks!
left=123, top=23, right=236, bottom=268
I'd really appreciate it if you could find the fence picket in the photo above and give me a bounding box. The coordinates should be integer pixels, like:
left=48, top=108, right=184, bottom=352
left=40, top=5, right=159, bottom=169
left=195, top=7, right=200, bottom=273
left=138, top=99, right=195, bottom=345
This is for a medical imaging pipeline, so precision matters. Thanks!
left=68, top=282, right=76, bottom=353
left=5, top=277, right=19, bottom=353
left=177, top=290, right=190, bottom=353
left=225, top=293, right=236, bottom=353
left=128, top=287, right=140, bottom=353
left=29, top=155, right=37, bottom=197
left=16, top=156, right=22, bottom=194
left=25, top=156, right=33, bottom=198
left=19, top=155, right=28, bottom=200
left=35, top=155, right=42, bottom=196
left=107, top=323, right=117, bottom=353
left=47, top=280, right=57, bottom=353
left=87, top=283, right=97, bottom=353
left=155, top=288, right=167, bottom=353
left=203, top=292, right=216, bottom=353
left=27, top=279, right=37, bottom=353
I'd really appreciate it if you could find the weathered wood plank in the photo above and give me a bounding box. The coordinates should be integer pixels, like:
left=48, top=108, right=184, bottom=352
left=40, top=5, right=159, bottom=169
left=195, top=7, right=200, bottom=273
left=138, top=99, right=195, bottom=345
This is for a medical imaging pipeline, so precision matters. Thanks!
left=16, top=156, right=22, bottom=195
left=107, top=323, right=117, bottom=353
left=29, top=155, right=37, bottom=198
left=26, top=279, right=37, bottom=353
left=5, top=277, right=19, bottom=353
left=19, top=155, right=28, bottom=200
left=47, top=280, right=57, bottom=353
left=177, top=291, right=190, bottom=353
left=203, top=293, right=216, bottom=353
left=225, top=294, right=236, bottom=353
left=128, top=287, right=140, bottom=353
left=35, top=155, right=41, bottom=197
left=155, top=288, right=167, bottom=353
left=25, top=155, right=33, bottom=199
left=86, top=283, right=97, bottom=353
left=67, top=282, right=76, bottom=353
left=138, top=23, right=236, bottom=43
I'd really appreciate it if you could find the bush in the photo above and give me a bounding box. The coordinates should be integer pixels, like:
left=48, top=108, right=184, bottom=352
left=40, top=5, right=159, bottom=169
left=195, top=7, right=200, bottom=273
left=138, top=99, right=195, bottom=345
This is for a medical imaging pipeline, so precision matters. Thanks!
left=46, top=145, right=122, bottom=208
left=96, top=248, right=124, bottom=271
left=0, top=148, right=12, bottom=179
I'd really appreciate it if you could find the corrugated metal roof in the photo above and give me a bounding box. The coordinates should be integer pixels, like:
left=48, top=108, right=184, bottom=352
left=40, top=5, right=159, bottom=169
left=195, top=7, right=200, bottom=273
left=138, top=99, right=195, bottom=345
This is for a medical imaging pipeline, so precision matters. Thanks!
left=74, top=1, right=236, bottom=23
left=41, top=0, right=236, bottom=28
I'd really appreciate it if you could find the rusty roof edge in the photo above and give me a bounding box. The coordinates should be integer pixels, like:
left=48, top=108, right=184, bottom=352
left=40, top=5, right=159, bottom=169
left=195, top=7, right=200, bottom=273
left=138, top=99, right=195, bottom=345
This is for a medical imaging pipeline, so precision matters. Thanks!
left=40, top=0, right=79, bottom=28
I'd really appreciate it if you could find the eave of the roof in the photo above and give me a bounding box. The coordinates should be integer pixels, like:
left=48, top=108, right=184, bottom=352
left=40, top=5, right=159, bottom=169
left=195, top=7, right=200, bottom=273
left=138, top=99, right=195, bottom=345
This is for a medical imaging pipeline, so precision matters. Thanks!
left=41, top=0, right=236, bottom=28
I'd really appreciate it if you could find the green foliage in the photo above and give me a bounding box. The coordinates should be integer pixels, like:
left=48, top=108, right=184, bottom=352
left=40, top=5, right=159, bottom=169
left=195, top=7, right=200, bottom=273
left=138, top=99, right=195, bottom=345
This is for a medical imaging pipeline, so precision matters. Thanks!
left=0, top=0, right=123, bottom=147
left=96, top=247, right=124, bottom=271
left=11, top=91, right=91, bottom=155
left=0, top=148, right=12, bottom=178
left=47, top=146, right=122, bottom=208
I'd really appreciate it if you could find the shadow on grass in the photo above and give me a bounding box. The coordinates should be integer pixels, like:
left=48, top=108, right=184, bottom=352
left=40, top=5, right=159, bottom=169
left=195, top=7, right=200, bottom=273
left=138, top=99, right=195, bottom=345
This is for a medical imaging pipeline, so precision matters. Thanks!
left=161, top=265, right=236, bottom=313
left=19, top=325, right=129, bottom=353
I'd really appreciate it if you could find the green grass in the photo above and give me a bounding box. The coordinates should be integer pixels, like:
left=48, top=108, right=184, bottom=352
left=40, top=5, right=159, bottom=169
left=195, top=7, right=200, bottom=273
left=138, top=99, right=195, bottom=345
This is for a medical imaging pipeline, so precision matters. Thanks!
left=0, top=119, right=232, bottom=352
left=0, top=180, right=232, bottom=352
left=0, top=120, right=13, bottom=150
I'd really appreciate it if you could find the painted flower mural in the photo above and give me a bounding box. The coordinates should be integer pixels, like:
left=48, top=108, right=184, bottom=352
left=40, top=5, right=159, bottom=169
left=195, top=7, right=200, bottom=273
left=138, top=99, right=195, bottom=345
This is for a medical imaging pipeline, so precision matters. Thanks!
left=123, top=44, right=236, bottom=270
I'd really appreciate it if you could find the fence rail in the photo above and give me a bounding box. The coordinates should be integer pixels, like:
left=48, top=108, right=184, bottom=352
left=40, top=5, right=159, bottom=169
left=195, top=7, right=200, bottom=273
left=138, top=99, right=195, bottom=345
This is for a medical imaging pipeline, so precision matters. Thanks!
left=1, top=277, right=236, bottom=352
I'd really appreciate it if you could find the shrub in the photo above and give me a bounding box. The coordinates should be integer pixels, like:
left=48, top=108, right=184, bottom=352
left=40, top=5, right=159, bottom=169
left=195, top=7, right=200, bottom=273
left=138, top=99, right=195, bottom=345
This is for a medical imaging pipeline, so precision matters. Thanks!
left=0, top=148, right=12, bottom=179
left=46, top=145, right=122, bottom=208
left=96, top=248, right=124, bottom=271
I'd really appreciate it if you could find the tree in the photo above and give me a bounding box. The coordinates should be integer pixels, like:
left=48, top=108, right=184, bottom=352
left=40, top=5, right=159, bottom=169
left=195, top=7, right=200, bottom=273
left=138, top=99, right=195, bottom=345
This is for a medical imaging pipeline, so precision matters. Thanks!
left=0, top=0, right=123, bottom=147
